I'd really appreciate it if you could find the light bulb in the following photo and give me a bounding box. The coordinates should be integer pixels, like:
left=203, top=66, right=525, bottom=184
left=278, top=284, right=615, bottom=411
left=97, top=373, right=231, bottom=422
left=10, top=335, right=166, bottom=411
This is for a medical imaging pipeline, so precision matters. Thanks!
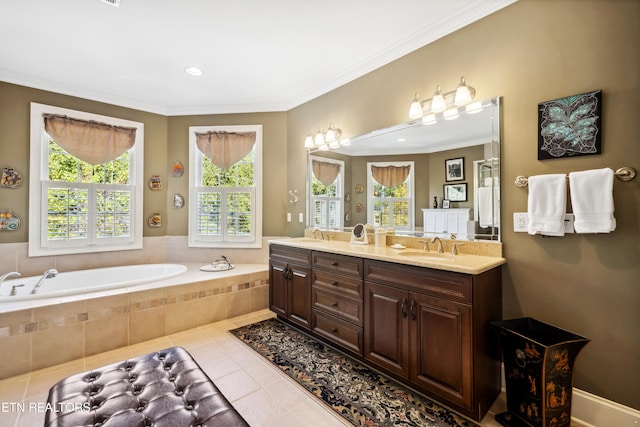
left=454, top=76, right=472, bottom=106
left=409, top=94, right=423, bottom=119
left=314, top=130, right=325, bottom=146
left=304, top=134, right=314, bottom=148
left=431, top=86, right=446, bottom=113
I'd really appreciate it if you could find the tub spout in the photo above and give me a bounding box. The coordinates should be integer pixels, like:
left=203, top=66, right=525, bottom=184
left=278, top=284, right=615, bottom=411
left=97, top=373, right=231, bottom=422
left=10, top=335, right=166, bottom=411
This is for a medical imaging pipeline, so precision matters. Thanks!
left=0, top=272, right=21, bottom=292
left=30, top=269, right=58, bottom=294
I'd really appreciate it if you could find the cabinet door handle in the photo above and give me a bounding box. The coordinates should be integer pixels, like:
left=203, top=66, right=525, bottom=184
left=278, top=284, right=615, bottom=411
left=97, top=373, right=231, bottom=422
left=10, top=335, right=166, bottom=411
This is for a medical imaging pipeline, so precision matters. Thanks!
left=400, top=297, right=407, bottom=318
left=410, top=299, right=416, bottom=320
left=282, top=266, right=288, bottom=279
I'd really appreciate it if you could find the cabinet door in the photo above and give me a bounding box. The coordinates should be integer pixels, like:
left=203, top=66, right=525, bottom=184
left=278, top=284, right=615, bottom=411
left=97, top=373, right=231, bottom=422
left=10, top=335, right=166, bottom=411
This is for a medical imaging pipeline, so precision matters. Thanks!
left=289, top=264, right=312, bottom=329
left=410, top=292, right=472, bottom=409
left=424, top=210, right=446, bottom=234
left=364, top=282, right=410, bottom=377
left=269, top=259, right=288, bottom=317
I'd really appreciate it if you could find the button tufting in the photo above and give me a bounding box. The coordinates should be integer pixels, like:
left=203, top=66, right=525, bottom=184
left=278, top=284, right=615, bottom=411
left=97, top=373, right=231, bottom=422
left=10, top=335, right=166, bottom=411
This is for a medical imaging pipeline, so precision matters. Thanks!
left=175, top=389, right=184, bottom=396
left=128, top=375, right=137, bottom=382
left=186, top=404, right=194, bottom=410
left=168, top=376, right=176, bottom=381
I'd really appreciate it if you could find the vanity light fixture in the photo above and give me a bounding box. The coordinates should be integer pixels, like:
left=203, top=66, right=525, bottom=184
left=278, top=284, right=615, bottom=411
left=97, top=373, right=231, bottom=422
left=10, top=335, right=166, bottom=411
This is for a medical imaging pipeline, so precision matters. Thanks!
left=409, top=76, right=477, bottom=118
left=305, top=123, right=344, bottom=150
left=443, top=108, right=460, bottom=120
left=465, top=101, right=484, bottom=114
left=422, top=114, right=437, bottom=125
left=409, top=94, right=423, bottom=119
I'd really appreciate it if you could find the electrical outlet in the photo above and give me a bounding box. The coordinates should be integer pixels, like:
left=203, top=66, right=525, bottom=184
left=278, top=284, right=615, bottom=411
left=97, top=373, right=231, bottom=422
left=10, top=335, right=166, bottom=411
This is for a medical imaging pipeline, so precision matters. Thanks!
left=298, top=213, right=304, bottom=223
left=513, top=212, right=528, bottom=232
left=287, top=212, right=291, bottom=222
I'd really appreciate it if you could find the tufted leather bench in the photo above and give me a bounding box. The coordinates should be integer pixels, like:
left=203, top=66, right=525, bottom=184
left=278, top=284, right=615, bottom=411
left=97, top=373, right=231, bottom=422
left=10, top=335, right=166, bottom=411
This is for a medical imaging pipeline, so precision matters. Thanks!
left=44, top=346, right=249, bottom=427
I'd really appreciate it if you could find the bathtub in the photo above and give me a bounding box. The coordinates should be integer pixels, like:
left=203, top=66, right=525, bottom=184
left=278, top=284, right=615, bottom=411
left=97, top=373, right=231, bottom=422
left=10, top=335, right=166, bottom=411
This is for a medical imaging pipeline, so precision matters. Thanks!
left=0, top=263, right=187, bottom=302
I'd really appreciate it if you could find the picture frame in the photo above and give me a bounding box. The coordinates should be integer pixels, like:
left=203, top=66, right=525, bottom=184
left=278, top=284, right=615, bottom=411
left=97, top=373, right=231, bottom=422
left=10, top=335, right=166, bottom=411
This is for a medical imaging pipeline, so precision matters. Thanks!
left=443, top=183, right=467, bottom=202
left=538, top=89, right=602, bottom=160
left=445, top=157, right=464, bottom=181
left=442, top=199, right=451, bottom=209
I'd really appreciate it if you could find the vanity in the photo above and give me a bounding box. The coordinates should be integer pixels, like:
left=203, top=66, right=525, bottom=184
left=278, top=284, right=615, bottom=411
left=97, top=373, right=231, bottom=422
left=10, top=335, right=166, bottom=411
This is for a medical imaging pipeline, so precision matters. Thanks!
left=268, top=236, right=504, bottom=421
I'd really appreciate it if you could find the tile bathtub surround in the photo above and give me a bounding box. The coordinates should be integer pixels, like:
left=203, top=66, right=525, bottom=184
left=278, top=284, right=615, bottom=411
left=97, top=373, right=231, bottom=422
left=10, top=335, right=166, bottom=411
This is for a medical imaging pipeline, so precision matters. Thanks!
left=0, top=268, right=269, bottom=379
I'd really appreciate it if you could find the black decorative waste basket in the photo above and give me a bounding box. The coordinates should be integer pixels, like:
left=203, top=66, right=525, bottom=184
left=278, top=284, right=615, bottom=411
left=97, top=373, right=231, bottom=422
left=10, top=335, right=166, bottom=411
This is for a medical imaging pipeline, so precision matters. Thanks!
left=490, top=318, right=589, bottom=427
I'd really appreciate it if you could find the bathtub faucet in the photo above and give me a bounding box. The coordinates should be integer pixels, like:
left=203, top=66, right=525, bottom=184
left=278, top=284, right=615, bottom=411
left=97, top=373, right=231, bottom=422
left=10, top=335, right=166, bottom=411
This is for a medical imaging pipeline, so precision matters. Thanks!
left=30, top=269, right=58, bottom=294
left=0, top=272, right=22, bottom=292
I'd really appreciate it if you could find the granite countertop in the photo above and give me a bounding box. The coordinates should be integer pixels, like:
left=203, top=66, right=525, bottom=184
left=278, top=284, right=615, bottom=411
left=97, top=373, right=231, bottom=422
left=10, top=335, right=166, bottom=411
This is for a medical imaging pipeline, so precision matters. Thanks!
left=269, top=238, right=506, bottom=275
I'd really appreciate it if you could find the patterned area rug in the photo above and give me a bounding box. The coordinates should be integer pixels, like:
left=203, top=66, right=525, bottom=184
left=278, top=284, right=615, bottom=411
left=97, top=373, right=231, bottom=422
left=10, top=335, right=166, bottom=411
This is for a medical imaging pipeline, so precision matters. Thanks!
left=230, top=318, right=477, bottom=427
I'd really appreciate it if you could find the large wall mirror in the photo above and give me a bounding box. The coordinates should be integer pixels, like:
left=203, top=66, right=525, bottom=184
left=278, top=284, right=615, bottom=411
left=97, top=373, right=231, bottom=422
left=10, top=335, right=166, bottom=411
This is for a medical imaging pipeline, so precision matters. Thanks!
left=306, top=97, right=501, bottom=242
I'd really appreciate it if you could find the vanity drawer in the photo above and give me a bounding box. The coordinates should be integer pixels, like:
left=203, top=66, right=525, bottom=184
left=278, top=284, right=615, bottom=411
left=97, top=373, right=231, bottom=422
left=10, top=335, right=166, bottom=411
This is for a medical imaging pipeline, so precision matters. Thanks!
left=312, top=310, right=363, bottom=355
left=364, top=260, right=472, bottom=304
left=313, top=288, right=363, bottom=325
left=312, top=270, right=363, bottom=299
left=270, top=244, right=312, bottom=266
left=312, top=252, right=363, bottom=278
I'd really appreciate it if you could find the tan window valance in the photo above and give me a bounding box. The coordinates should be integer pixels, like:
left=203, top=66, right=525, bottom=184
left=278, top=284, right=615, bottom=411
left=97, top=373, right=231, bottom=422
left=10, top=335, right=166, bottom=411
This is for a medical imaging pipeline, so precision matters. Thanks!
left=196, top=131, right=256, bottom=170
left=43, top=114, right=136, bottom=165
left=371, top=165, right=411, bottom=188
left=312, top=160, right=341, bottom=186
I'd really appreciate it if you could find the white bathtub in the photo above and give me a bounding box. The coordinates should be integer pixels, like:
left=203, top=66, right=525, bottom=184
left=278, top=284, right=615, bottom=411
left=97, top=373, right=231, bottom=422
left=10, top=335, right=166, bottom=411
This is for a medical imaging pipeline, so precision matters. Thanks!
left=0, top=263, right=187, bottom=302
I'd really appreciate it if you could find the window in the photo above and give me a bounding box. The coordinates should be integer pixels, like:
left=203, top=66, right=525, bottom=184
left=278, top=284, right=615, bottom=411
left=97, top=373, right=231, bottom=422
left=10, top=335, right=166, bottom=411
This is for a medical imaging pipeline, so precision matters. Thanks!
left=29, top=103, right=144, bottom=256
left=309, top=156, right=344, bottom=229
left=188, top=125, right=262, bottom=248
left=367, top=161, right=414, bottom=230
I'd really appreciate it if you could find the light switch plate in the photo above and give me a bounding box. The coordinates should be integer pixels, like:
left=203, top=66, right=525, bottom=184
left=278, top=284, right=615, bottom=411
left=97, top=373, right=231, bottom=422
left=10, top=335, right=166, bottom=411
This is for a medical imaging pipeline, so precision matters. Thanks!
left=287, top=212, right=291, bottom=222
left=298, top=213, right=304, bottom=223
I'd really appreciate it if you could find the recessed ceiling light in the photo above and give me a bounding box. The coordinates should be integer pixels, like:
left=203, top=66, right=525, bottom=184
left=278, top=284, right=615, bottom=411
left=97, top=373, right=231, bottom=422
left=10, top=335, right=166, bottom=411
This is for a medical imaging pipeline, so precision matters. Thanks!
left=185, top=66, right=203, bottom=76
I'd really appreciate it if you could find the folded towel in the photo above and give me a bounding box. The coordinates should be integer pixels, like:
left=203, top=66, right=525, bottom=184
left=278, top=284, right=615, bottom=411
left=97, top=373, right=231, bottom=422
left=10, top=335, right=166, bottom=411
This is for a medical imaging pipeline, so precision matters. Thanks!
left=478, top=186, right=500, bottom=228
left=569, top=168, right=616, bottom=233
left=527, top=174, right=567, bottom=236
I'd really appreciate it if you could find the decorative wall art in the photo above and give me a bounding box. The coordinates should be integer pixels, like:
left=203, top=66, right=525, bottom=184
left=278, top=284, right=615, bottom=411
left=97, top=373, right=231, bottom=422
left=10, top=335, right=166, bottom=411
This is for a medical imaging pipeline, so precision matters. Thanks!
left=445, top=157, right=464, bottom=181
left=148, top=175, right=162, bottom=190
left=172, top=161, right=184, bottom=177
left=538, top=89, right=602, bottom=160
left=173, top=193, right=184, bottom=208
left=0, top=210, right=21, bottom=231
left=1, top=167, right=22, bottom=188
left=148, top=213, right=161, bottom=227
left=443, top=183, right=467, bottom=202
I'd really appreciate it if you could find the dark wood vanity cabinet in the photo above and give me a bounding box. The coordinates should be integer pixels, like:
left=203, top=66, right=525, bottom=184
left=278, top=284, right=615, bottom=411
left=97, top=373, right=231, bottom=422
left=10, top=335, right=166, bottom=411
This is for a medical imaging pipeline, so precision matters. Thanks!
left=364, top=259, right=501, bottom=420
left=311, top=252, right=364, bottom=355
left=269, top=245, right=312, bottom=329
left=269, top=244, right=502, bottom=421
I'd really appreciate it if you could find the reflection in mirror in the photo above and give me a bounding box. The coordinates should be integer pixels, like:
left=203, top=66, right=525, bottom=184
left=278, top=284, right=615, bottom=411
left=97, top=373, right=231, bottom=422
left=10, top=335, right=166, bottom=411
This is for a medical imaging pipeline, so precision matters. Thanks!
left=307, top=97, right=501, bottom=242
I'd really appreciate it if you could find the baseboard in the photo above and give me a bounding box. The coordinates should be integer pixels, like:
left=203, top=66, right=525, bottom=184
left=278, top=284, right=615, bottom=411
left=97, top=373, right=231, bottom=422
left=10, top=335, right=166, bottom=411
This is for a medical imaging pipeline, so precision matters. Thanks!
left=499, top=364, right=639, bottom=427
left=570, top=388, right=640, bottom=427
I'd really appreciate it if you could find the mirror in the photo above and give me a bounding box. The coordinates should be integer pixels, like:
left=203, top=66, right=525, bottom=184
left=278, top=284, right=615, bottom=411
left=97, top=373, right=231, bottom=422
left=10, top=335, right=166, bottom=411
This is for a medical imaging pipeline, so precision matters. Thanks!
left=307, top=97, right=501, bottom=241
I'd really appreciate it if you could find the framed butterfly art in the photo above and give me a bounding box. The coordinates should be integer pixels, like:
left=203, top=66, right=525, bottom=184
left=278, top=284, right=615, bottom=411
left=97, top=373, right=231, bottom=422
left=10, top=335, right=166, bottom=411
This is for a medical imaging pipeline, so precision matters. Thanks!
left=538, top=89, right=602, bottom=160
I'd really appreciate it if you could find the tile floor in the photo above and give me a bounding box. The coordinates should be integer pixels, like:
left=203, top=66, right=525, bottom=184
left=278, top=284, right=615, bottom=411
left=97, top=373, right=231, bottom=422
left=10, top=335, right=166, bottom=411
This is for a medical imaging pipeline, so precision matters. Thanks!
left=0, top=309, right=507, bottom=427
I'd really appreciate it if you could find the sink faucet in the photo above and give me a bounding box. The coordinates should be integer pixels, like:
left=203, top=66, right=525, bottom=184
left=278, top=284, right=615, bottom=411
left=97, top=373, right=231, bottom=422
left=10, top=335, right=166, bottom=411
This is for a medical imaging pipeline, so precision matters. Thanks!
left=312, top=228, right=324, bottom=240
left=417, top=240, right=430, bottom=252
left=430, top=237, right=444, bottom=253
left=0, top=272, right=21, bottom=292
left=451, top=242, right=465, bottom=255
left=30, top=269, right=58, bottom=294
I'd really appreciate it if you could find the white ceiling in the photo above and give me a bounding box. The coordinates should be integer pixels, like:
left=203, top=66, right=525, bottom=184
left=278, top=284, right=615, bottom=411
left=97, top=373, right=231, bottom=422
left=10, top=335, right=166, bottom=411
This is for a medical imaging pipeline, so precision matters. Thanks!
left=0, top=0, right=515, bottom=116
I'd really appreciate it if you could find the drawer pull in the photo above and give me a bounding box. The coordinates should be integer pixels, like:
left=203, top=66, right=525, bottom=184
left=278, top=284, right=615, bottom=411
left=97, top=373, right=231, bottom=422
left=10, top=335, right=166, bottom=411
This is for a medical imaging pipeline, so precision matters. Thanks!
left=332, top=328, right=338, bottom=334
left=331, top=261, right=339, bottom=266
left=331, top=281, right=339, bottom=287
left=332, top=302, right=338, bottom=307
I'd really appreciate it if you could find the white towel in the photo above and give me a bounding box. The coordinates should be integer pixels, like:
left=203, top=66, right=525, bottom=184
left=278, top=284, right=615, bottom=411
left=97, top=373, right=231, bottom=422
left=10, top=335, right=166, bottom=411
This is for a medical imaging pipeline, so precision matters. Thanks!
left=569, top=168, right=616, bottom=233
left=527, top=174, right=567, bottom=236
left=478, top=186, right=500, bottom=228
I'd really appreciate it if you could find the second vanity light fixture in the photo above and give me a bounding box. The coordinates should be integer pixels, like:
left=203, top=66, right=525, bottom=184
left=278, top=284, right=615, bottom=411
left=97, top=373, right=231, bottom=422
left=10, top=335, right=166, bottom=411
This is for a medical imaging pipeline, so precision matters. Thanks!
left=409, top=76, right=480, bottom=123
left=304, top=122, right=349, bottom=150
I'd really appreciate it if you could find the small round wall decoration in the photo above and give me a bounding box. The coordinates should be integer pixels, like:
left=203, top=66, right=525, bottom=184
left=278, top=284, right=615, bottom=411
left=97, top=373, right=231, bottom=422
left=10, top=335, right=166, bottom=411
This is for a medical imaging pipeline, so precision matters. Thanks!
left=148, top=175, right=162, bottom=190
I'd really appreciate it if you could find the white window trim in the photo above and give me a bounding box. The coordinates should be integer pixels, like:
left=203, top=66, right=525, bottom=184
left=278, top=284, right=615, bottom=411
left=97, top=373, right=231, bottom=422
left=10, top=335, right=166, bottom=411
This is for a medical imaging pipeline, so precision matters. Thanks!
left=28, top=103, right=144, bottom=257
left=308, top=155, right=344, bottom=229
left=188, top=124, right=263, bottom=249
left=366, top=161, right=415, bottom=230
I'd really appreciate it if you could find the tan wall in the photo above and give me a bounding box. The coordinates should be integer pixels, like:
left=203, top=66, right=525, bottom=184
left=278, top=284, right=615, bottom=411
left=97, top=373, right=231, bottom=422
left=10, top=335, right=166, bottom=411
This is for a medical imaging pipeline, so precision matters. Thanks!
left=286, top=0, right=640, bottom=409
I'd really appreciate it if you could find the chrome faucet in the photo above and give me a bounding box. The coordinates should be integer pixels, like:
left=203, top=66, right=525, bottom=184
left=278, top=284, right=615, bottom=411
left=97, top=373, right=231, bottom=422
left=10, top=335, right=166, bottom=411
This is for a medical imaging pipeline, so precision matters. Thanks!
left=430, top=237, right=444, bottom=253
left=30, top=269, right=58, bottom=294
left=0, top=272, right=21, bottom=292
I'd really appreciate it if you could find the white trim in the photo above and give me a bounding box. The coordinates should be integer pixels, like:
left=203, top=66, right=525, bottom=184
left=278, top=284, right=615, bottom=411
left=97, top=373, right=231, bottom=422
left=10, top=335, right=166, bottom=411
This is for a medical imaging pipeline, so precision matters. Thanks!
left=188, top=124, right=263, bottom=249
left=28, top=103, right=144, bottom=257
